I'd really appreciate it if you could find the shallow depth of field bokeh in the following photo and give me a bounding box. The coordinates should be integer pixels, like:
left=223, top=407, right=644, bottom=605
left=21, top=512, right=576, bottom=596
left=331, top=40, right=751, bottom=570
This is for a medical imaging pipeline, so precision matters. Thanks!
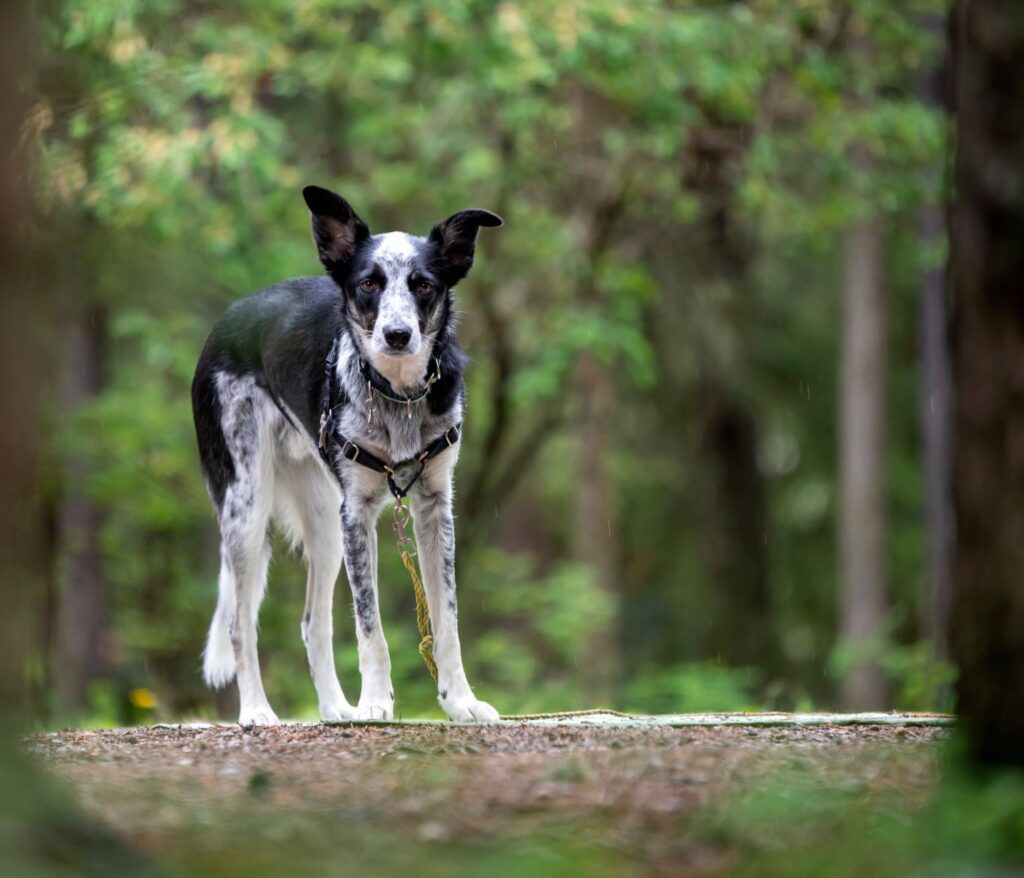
left=25, top=0, right=953, bottom=728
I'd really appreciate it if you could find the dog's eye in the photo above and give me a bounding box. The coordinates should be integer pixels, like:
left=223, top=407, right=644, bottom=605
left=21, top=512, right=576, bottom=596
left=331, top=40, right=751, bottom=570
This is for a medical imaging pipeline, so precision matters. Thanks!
left=358, top=279, right=378, bottom=293
left=415, top=281, right=434, bottom=295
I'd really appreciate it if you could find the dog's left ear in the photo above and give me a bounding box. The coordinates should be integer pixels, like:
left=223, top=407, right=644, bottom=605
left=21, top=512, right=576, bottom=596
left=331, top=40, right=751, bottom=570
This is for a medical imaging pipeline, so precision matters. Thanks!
left=428, top=209, right=503, bottom=285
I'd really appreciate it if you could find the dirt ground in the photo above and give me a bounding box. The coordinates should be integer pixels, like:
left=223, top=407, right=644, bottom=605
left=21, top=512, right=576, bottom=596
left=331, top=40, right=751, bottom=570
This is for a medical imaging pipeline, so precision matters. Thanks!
left=28, top=716, right=951, bottom=876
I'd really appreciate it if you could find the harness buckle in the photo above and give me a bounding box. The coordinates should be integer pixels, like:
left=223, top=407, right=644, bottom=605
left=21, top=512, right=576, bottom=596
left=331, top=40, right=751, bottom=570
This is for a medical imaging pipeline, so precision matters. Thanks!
left=318, top=411, right=327, bottom=449
left=341, top=439, right=359, bottom=462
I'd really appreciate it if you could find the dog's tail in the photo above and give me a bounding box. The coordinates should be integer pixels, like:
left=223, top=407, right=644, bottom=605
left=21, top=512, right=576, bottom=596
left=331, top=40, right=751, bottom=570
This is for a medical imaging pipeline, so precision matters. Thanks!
left=202, top=553, right=237, bottom=688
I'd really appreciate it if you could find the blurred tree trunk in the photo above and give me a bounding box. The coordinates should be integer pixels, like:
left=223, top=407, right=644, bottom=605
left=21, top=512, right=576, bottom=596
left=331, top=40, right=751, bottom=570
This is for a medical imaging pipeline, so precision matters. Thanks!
left=0, top=16, right=160, bottom=873
left=838, top=216, right=888, bottom=711
left=686, top=123, right=776, bottom=678
left=919, top=13, right=954, bottom=664
left=54, top=304, right=111, bottom=717
left=950, top=0, right=1024, bottom=766
left=920, top=204, right=953, bottom=660
left=573, top=349, right=618, bottom=701
left=0, top=0, right=37, bottom=728
left=572, top=193, right=625, bottom=703
left=698, top=381, right=771, bottom=669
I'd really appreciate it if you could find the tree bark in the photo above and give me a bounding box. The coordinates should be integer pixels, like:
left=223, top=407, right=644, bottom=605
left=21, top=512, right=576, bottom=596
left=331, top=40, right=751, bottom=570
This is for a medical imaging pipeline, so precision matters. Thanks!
left=838, top=217, right=888, bottom=711
left=53, top=305, right=111, bottom=717
left=919, top=203, right=954, bottom=660
left=699, top=381, right=772, bottom=671
left=569, top=190, right=627, bottom=703
left=950, top=0, right=1024, bottom=766
left=684, top=121, right=776, bottom=678
left=572, top=349, right=619, bottom=701
left=0, top=0, right=37, bottom=729
left=918, top=12, right=955, bottom=664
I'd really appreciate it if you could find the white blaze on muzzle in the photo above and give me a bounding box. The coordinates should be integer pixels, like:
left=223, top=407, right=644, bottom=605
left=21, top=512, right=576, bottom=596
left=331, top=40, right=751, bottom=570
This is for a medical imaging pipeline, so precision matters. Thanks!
left=366, top=232, right=431, bottom=389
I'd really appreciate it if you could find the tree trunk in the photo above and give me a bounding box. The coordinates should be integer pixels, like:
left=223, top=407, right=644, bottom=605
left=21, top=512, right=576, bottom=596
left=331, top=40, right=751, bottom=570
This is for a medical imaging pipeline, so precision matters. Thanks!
left=949, top=0, right=1024, bottom=766
left=699, top=381, right=772, bottom=671
left=838, top=217, right=888, bottom=711
left=684, top=123, right=776, bottom=679
left=919, top=203, right=954, bottom=660
left=0, top=0, right=37, bottom=728
left=918, top=12, right=954, bottom=664
left=53, top=305, right=111, bottom=717
left=573, top=349, right=619, bottom=702
left=570, top=188, right=626, bottom=704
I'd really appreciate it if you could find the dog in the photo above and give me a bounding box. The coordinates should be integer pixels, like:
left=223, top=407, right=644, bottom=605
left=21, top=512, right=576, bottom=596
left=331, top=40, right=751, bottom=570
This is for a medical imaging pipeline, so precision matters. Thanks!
left=191, top=185, right=502, bottom=725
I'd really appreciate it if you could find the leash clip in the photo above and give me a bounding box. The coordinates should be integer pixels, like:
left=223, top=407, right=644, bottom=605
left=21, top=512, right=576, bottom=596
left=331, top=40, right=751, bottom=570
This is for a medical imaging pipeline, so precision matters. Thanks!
left=392, top=496, right=417, bottom=558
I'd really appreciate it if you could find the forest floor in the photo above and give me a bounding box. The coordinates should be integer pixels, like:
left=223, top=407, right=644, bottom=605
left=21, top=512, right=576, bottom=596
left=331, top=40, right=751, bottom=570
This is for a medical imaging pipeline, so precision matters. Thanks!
left=28, top=713, right=953, bottom=877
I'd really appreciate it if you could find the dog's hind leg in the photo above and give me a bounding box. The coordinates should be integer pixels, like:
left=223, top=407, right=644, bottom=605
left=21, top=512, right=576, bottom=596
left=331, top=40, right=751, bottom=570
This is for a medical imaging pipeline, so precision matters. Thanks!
left=202, top=547, right=238, bottom=688
left=276, top=455, right=355, bottom=722
left=225, top=529, right=276, bottom=726
left=215, top=377, right=279, bottom=726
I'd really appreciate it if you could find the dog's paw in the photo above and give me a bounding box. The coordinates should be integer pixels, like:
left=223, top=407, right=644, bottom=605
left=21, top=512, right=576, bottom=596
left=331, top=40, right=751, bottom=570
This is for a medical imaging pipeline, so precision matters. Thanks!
left=238, top=706, right=280, bottom=727
left=319, top=701, right=357, bottom=723
left=355, top=700, right=394, bottom=721
left=442, top=695, right=500, bottom=723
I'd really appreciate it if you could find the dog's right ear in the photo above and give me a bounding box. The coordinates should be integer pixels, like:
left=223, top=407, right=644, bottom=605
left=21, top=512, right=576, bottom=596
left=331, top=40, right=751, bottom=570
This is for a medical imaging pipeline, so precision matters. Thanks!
left=302, top=185, right=371, bottom=274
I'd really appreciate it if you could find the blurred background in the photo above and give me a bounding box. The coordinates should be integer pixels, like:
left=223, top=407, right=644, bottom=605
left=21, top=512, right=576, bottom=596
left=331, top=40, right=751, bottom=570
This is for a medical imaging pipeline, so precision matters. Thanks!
left=21, top=0, right=954, bottom=727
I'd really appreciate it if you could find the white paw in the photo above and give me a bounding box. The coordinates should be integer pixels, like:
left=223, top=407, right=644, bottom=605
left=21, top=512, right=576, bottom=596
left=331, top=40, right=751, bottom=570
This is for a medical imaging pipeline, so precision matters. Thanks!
left=355, top=700, right=394, bottom=721
left=442, top=695, right=500, bottom=723
left=320, top=701, right=357, bottom=723
left=238, top=706, right=280, bottom=727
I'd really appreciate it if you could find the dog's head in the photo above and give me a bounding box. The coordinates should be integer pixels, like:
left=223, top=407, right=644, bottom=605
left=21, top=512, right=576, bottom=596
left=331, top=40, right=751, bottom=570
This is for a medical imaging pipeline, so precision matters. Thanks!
left=302, top=185, right=502, bottom=388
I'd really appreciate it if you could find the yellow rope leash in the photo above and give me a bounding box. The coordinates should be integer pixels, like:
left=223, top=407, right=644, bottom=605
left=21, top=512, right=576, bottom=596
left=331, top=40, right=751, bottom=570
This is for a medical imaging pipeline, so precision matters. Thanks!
left=401, top=547, right=438, bottom=682
left=499, top=709, right=631, bottom=720
left=393, top=498, right=438, bottom=682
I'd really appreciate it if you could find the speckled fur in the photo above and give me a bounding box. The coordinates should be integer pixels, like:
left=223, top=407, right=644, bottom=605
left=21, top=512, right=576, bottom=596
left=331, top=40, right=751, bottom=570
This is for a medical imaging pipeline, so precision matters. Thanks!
left=191, top=187, right=502, bottom=725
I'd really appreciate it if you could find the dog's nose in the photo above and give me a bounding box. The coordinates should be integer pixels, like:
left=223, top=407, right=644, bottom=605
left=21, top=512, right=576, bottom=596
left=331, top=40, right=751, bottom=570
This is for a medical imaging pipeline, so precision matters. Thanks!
left=383, top=325, right=413, bottom=350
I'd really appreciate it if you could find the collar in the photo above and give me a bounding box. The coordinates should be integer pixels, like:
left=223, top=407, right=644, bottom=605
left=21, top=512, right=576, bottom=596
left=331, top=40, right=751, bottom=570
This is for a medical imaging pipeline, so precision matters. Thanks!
left=359, top=356, right=442, bottom=406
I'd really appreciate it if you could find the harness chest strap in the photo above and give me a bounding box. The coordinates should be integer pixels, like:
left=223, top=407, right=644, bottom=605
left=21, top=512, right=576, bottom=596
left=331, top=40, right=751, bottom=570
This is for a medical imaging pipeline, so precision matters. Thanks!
left=318, top=420, right=461, bottom=500
left=316, top=337, right=460, bottom=499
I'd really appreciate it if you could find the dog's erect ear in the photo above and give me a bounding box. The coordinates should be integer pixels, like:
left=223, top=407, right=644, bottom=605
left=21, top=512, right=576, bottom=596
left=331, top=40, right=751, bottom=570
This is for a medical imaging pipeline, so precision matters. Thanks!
left=428, top=208, right=503, bottom=285
left=302, top=185, right=371, bottom=274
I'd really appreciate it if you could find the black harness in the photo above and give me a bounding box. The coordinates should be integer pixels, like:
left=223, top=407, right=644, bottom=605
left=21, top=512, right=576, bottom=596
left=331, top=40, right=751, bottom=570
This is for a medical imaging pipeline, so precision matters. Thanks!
left=316, top=340, right=461, bottom=501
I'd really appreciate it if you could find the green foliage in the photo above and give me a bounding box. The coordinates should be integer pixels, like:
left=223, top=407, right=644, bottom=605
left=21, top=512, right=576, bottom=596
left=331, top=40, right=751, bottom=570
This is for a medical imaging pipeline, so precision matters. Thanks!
left=472, top=550, right=617, bottom=712
left=706, top=742, right=1024, bottom=877
left=623, top=663, right=759, bottom=714
left=830, top=634, right=956, bottom=713
left=27, top=0, right=950, bottom=722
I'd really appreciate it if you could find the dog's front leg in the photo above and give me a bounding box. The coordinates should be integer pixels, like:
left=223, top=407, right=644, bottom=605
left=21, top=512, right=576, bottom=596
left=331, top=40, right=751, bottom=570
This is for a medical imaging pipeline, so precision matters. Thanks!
left=411, top=472, right=499, bottom=722
left=340, top=495, right=394, bottom=720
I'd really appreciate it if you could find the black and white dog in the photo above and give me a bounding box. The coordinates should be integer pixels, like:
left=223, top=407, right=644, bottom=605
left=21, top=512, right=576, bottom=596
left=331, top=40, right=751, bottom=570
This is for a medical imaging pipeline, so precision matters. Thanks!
left=191, top=185, right=502, bottom=725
